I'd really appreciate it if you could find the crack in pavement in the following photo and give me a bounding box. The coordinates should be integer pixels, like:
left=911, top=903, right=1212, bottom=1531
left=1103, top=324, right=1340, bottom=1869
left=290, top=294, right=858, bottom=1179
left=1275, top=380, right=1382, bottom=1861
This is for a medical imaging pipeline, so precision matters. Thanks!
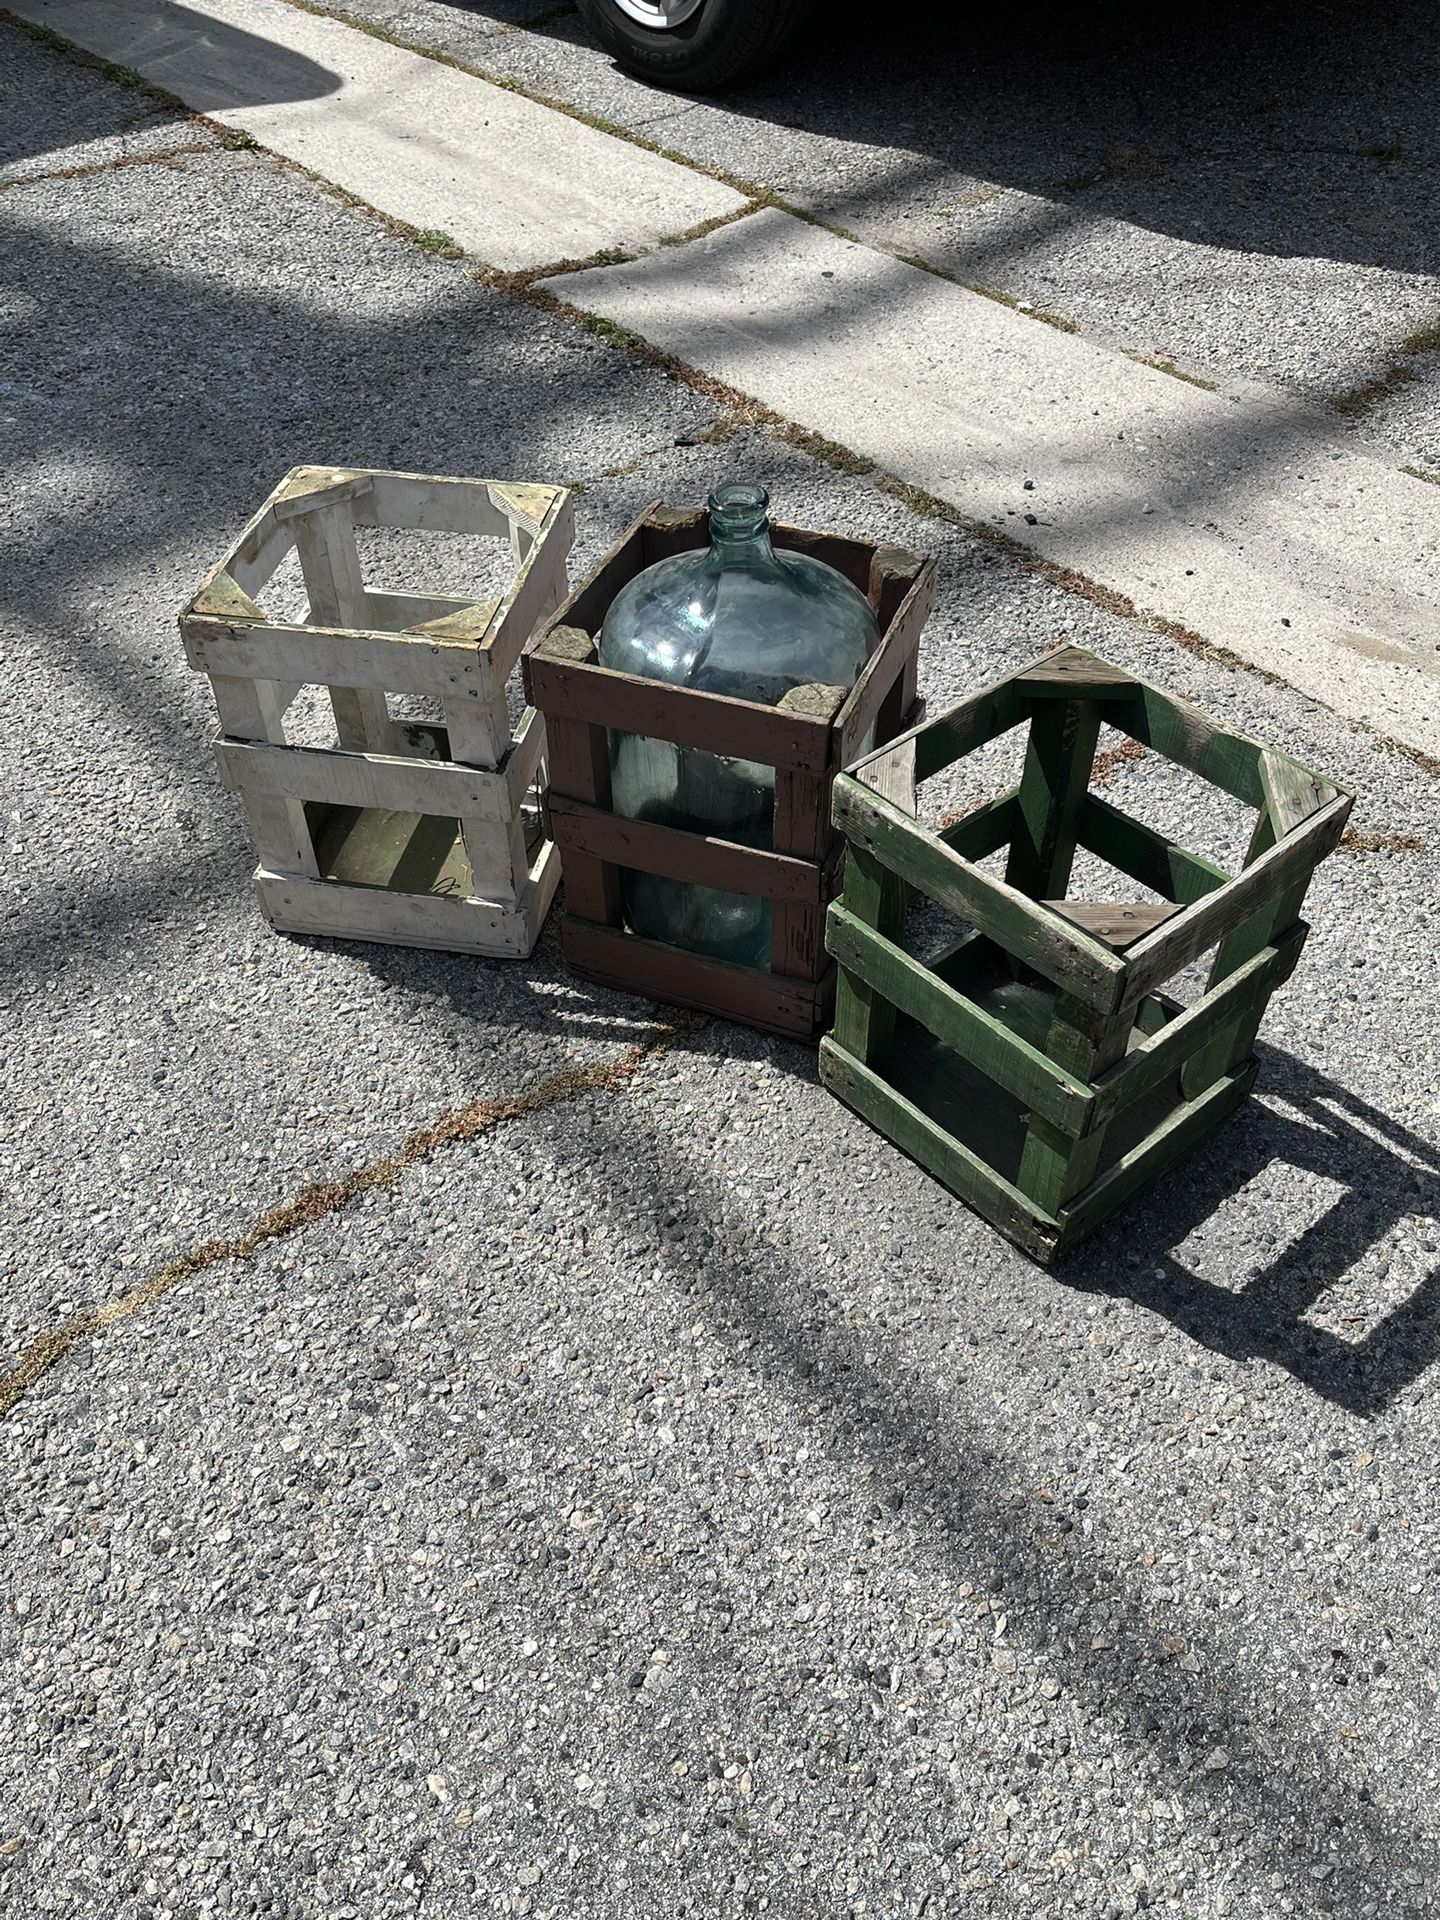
left=0, top=1008, right=708, bottom=1421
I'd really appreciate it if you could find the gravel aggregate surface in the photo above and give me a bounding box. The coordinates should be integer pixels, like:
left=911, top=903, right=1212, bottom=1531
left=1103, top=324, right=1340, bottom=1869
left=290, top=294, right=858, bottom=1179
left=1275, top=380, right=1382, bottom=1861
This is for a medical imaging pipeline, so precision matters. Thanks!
left=3, top=24, right=1439, bottom=1920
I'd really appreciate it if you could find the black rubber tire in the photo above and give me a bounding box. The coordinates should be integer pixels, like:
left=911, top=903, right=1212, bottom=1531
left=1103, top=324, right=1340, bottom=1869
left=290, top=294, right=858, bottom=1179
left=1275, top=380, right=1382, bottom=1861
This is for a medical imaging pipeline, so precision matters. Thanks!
left=573, top=0, right=813, bottom=91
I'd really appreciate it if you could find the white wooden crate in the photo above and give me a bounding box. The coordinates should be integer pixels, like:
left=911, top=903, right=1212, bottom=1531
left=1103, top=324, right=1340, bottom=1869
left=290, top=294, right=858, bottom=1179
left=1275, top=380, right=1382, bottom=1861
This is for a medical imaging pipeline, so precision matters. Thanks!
left=180, top=465, right=574, bottom=956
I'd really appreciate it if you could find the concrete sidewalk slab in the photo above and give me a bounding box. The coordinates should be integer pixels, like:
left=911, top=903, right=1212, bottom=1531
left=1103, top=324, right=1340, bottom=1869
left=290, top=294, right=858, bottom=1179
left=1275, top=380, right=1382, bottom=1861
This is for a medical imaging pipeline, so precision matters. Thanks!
left=545, top=209, right=1440, bottom=759
left=11, top=0, right=746, bottom=267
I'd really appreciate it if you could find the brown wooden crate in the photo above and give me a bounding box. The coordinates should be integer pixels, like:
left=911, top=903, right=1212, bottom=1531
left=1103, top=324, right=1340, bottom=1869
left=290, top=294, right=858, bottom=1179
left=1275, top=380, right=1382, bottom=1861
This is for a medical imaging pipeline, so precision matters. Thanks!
left=525, top=501, right=932, bottom=1032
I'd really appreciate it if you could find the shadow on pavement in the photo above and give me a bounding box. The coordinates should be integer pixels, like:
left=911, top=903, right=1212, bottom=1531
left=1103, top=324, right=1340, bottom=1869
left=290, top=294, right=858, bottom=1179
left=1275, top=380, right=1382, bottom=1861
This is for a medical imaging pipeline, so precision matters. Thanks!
left=1, top=0, right=340, bottom=173
left=525, top=0, right=1440, bottom=277
left=1068, top=1047, right=1440, bottom=1417
left=519, top=1035, right=1440, bottom=1917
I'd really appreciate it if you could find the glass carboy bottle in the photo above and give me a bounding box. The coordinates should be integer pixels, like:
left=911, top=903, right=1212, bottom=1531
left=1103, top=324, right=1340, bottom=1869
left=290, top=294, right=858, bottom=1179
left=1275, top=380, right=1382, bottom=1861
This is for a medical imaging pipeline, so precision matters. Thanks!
left=599, top=484, right=881, bottom=969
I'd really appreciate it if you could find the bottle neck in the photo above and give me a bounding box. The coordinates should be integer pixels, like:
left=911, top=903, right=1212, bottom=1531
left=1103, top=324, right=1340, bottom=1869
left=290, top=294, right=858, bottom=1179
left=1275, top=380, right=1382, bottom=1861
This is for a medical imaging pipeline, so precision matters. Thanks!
left=707, top=483, right=782, bottom=574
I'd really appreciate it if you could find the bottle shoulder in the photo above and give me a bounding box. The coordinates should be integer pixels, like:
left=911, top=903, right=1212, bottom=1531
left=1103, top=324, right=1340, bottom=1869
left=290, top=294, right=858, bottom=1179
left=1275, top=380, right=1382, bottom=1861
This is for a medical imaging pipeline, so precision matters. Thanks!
left=599, top=542, right=879, bottom=691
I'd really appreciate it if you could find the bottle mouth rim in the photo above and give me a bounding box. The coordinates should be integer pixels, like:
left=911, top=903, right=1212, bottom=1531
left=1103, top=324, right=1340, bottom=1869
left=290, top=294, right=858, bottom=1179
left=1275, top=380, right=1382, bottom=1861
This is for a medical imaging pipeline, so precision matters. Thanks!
left=708, top=481, right=770, bottom=523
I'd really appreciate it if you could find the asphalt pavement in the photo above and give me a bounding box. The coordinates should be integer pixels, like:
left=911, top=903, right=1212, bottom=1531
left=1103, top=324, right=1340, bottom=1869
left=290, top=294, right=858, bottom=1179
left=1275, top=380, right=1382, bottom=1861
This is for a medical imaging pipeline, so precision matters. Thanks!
left=2, top=18, right=1440, bottom=1920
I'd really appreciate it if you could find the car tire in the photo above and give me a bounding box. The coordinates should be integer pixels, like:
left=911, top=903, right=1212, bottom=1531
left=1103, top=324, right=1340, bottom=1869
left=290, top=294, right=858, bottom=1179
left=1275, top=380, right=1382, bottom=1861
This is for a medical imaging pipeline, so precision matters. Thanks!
left=573, top=0, right=813, bottom=91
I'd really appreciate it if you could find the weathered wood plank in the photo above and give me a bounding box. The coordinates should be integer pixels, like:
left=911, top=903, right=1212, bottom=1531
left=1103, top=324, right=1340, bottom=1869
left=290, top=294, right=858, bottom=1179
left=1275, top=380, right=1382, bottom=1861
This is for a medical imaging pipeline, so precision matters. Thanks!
left=179, top=614, right=488, bottom=698
left=1259, top=747, right=1338, bottom=839
left=937, top=790, right=1019, bottom=861
left=402, top=597, right=502, bottom=642
left=1120, top=791, right=1351, bottom=1005
left=1090, top=923, right=1306, bottom=1127
left=349, top=470, right=511, bottom=537
left=837, top=554, right=935, bottom=766
left=819, top=1039, right=1062, bottom=1262
left=830, top=843, right=909, bottom=1065
left=533, top=626, right=622, bottom=926
left=254, top=845, right=557, bottom=957
left=826, top=902, right=1094, bottom=1130
left=770, top=682, right=848, bottom=979
left=271, top=465, right=375, bottom=523
left=215, top=735, right=517, bottom=820
left=190, top=570, right=265, bottom=622
left=1107, top=683, right=1268, bottom=808
left=209, top=674, right=318, bottom=879
left=217, top=497, right=291, bottom=599
left=562, top=916, right=831, bottom=1039
left=832, top=775, right=1127, bottom=1009
left=550, top=795, right=824, bottom=902
left=1006, top=696, right=1103, bottom=899
left=858, top=734, right=918, bottom=813
left=1015, top=990, right=1136, bottom=1213
left=524, top=642, right=836, bottom=773
left=847, top=669, right=1028, bottom=792
left=488, top=480, right=566, bottom=536
left=1056, top=1061, right=1259, bottom=1247
left=1076, top=793, right=1230, bottom=906
left=293, top=501, right=395, bottom=754
left=485, top=495, right=574, bottom=685
left=358, top=588, right=484, bottom=631
left=1014, top=646, right=1140, bottom=698
left=1044, top=901, right=1181, bottom=948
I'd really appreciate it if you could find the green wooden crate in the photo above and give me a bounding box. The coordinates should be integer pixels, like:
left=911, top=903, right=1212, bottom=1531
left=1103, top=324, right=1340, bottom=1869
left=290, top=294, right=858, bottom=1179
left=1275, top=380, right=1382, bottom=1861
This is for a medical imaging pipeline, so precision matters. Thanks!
left=819, top=646, right=1353, bottom=1263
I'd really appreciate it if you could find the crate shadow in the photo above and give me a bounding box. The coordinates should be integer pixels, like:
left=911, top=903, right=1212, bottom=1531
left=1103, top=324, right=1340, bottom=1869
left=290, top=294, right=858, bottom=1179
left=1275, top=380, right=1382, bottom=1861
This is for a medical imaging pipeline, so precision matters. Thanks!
left=1058, top=1046, right=1440, bottom=1416
left=358, top=921, right=1439, bottom=1417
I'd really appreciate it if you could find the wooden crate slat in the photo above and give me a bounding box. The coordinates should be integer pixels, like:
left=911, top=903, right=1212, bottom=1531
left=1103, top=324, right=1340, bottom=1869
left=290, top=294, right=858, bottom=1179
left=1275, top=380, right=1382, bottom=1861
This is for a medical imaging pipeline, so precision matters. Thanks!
left=1259, top=747, right=1338, bottom=839
left=489, top=481, right=567, bottom=536
left=1014, top=646, right=1141, bottom=699
left=827, top=902, right=1094, bottom=1131
left=1044, top=901, right=1180, bottom=948
left=550, top=795, right=826, bottom=902
left=832, top=775, right=1127, bottom=1009
left=1015, top=990, right=1137, bottom=1214
left=830, top=843, right=907, bottom=1065
left=501, top=707, right=547, bottom=816
left=836, top=555, right=935, bottom=765
left=363, top=588, right=490, bottom=631
left=1056, top=1061, right=1259, bottom=1247
left=485, top=511, right=573, bottom=685
left=292, top=497, right=395, bottom=755
left=191, top=570, right=265, bottom=621
left=1120, top=791, right=1351, bottom=1005
left=349, top=471, right=512, bottom=537
left=221, top=499, right=292, bottom=598
left=1107, top=682, right=1268, bottom=809
left=562, top=915, right=832, bottom=1039
left=214, top=735, right=520, bottom=820
left=179, top=616, right=488, bottom=698
left=771, top=682, right=851, bottom=980
left=209, top=674, right=318, bottom=879
left=1006, top=695, right=1103, bottom=899
left=1076, top=793, right=1230, bottom=905
left=255, top=842, right=558, bottom=957
left=938, top=790, right=1021, bottom=860
left=271, top=465, right=375, bottom=522
left=849, top=668, right=1028, bottom=793
left=526, top=641, right=836, bottom=774
left=1089, top=923, right=1307, bottom=1127
left=819, top=1038, right=1061, bottom=1262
